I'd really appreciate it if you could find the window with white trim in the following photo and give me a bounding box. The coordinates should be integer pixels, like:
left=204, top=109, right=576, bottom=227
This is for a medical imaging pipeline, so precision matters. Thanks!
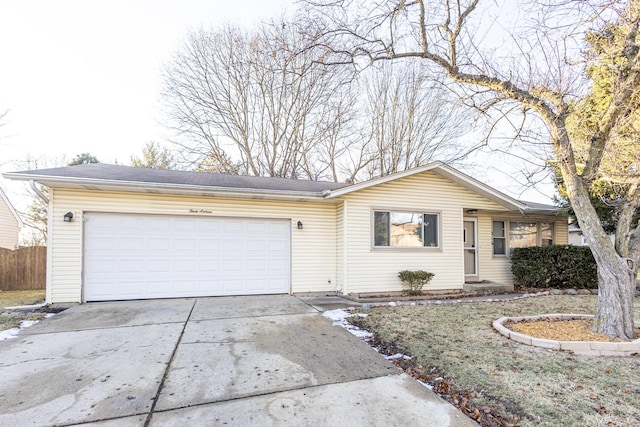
left=374, top=211, right=439, bottom=248
left=492, top=220, right=506, bottom=255
left=492, top=220, right=554, bottom=256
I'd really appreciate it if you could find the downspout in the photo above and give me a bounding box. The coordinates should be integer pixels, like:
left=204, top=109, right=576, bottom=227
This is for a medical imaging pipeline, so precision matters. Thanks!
left=29, top=180, right=48, bottom=204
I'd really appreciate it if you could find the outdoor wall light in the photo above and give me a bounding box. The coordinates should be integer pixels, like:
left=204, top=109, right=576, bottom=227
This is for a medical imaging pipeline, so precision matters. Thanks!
left=63, top=212, right=74, bottom=222
left=466, top=209, right=478, bottom=215
left=297, top=220, right=303, bottom=229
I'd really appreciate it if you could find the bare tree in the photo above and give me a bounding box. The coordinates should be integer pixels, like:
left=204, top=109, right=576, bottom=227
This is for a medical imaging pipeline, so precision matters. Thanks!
left=360, top=61, right=472, bottom=178
left=13, top=155, right=67, bottom=245
left=306, top=0, right=640, bottom=338
left=162, top=19, right=359, bottom=180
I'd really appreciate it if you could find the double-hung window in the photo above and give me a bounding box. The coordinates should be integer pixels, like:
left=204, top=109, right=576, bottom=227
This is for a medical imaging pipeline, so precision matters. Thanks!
left=374, top=211, right=439, bottom=248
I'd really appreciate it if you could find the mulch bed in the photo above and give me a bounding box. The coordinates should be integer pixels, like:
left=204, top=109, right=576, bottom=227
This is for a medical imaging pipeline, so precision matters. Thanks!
left=506, top=319, right=640, bottom=342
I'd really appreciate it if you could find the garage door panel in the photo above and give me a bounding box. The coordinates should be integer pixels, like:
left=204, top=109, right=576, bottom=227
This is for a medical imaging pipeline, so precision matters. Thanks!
left=199, top=239, right=220, bottom=251
left=246, top=239, right=267, bottom=251
left=223, top=240, right=244, bottom=252
left=199, top=259, right=220, bottom=271
left=147, top=217, right=171, bottom=231
left=84, top=214, right=290, bottom=301
left=175, top=239, right=197, bottom=251
left=199, top=280, right=221, bottom=292
left=148, top=238, right=171, bottom=250
left=223, top=259, right=243, bottom=272
left=223, top=279, right=244, bottom=292
left=175, top=218, right=197, bottom=231
left=120, top=238, right=144, bottom=251
left=120, top=216, right=145, bottom=230
left=175, top=260, right=196, bottom=272
left=223, top=220, right=244, bottom=232
left=119, top=259, right=146, bottom=272
left=199, top=220, right=221, bottom=232
left=148, top=260, right=171, bottom=272
left=246, top=259, right=266, bottom=271
left=146, top=280, right=173, bottom=296
left=87, top=236, right=118, bottom=251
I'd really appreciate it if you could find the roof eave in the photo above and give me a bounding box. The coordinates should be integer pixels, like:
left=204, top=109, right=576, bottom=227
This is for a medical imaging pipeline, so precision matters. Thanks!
left=521, top=207, right=563, bottom=216
left=2, top=173, right=330, bottom=202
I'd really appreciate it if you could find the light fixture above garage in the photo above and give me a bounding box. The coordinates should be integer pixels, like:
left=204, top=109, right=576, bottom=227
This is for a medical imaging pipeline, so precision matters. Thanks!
left=63, top=212, right=74, bottom=222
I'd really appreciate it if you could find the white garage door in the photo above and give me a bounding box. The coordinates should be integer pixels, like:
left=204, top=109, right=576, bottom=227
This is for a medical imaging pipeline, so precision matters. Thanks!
left=83, top=213, right=291, bottom=301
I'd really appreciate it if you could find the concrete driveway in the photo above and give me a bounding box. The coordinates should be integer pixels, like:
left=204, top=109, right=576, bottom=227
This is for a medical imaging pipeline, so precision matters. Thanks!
left=0, top=295, right=475, bottom=426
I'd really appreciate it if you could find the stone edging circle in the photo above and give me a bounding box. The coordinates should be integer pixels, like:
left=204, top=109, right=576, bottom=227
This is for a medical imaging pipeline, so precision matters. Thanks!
left=493, top=314, right=640, bottom=356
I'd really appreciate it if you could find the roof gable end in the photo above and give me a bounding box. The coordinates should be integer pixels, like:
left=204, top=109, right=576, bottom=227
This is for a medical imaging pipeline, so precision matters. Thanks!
left=327, top=161, right=528, bottom=211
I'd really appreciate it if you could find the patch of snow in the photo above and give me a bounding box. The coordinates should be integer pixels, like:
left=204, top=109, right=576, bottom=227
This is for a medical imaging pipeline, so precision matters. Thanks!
left=419, top=381, right=434, bottom=391
left=19, top=320, right=39, bottom=328
left=385, top=353, right=412, bottom=361
left=322, top=308, right=352, bottom=323
left=323, top=309, right=373, bottom=339
left=0, top=314, right=57, bottom=341
left=0, top=327, right=21, bottom=341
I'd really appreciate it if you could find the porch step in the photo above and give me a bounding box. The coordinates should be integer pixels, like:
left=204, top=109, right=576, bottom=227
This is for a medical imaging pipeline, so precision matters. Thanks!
left=463, top=281, right=514, bottom=295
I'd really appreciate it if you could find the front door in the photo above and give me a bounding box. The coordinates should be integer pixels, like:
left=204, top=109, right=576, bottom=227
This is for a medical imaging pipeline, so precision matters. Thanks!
left=463, top=218, right=478, bottom=279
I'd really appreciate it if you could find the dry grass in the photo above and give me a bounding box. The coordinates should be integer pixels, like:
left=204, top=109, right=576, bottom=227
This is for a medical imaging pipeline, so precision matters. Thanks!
left=0, top=290, right=45, bottom=308
left=353, top=295, right=640, bottom=427
left=0, top=290, right=46, bottom=332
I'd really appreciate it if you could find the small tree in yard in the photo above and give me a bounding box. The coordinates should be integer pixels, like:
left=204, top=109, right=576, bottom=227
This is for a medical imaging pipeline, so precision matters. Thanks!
left=306, top=0, right=640, bottom=339
left=399, top=270, right=435, bottom=296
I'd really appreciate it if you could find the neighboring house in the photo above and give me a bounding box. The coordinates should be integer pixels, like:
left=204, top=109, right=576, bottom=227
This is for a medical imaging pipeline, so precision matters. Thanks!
left=0, top=187, right=23, bottom=249
left=569, top=223, right=615, bottom=246
left=4, top=162, right=568, bottom=304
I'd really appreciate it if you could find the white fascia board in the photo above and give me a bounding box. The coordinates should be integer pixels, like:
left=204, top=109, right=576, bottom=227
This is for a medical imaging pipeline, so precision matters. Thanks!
left=3, top=173, right=332, bottom=203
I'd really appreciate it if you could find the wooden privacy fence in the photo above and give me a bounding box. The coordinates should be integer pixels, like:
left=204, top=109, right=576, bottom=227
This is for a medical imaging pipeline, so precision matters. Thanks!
left=0, top=246, right=46, bottom=291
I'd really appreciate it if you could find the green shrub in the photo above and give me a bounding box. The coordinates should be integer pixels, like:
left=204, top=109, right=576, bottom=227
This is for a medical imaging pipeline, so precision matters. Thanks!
left=398, top=270, right=435, bottom=295
left=510, top=245, right=598, bottom=289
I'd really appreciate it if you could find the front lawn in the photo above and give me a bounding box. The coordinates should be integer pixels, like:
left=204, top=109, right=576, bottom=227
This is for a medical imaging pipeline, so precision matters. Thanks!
left=0, top=290, right=46, bottom=332
left=352, top=295, right=640, bottom=427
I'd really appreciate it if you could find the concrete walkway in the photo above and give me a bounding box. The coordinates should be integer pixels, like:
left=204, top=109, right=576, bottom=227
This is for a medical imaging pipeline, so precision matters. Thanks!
left=0, top=295, right=476, bottom=426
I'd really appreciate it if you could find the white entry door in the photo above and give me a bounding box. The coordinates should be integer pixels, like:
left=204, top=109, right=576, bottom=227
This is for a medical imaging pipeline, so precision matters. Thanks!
left=83, top=213, right=290, bottom=301
left=463, top=218, right=478, bottom=278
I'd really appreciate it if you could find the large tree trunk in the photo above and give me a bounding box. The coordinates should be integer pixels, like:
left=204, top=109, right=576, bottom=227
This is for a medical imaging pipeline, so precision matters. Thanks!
left=592, top=254, right=637, bottom=339
left=553, top=133, right=636, bottom=339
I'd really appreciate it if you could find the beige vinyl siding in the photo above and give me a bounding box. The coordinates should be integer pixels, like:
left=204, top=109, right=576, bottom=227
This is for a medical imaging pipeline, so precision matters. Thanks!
left=479, top=214, right=569, bottom=285
left=0, top=197, right=20, bottom=249
left=49, top=189, right=338, bottom=303
left=339, top=172, right=510, bottom=294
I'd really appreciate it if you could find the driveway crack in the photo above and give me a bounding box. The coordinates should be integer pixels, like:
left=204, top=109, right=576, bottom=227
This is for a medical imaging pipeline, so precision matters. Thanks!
left=143, top=299, right=196, bottom=427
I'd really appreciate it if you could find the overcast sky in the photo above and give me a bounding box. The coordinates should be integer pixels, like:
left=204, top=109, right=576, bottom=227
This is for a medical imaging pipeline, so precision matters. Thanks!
left=0, top=0, right=555, bottom=212
left=0, top=1, right=291, bottom=199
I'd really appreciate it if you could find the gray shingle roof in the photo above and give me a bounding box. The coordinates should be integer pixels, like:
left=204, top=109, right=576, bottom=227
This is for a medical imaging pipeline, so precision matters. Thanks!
left=8, top=163, right=349, bottom=193
left=520, top=200, right=558, bottom=213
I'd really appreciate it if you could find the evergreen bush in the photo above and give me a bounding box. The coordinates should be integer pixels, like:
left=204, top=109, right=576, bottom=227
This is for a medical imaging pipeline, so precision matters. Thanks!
left=510, top=245, right=598, bottom=289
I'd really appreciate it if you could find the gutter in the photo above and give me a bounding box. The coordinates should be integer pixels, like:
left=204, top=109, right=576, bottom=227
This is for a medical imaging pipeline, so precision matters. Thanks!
left=4, top=173, right=332, bottom=202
